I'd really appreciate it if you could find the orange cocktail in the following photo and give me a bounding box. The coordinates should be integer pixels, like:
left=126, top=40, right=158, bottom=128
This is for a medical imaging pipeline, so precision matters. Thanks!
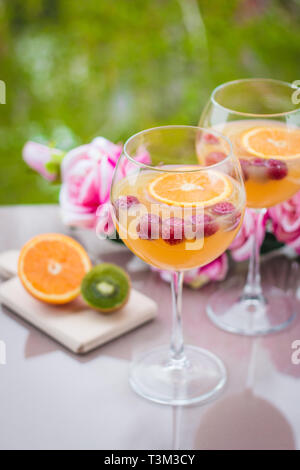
left=110, top=125, right=246, bottom=406
left=199, top=78, right=300, bottom=336
left=218, top=120, right=300, bottom=208
left=112, top=167, right=245, bottom=271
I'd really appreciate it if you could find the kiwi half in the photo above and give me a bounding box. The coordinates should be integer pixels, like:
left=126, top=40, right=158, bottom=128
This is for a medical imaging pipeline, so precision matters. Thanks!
left=81, top=263, right=131, bottom=313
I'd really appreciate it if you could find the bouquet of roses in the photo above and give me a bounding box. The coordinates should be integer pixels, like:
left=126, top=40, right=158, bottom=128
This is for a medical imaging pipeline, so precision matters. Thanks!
left=23, top=137, right=300, bottom=289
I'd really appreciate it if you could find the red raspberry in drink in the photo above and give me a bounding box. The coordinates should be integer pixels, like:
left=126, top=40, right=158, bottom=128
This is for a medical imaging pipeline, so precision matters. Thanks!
left=210, top=202, right=241, bottom=231
left=266, top=159, right=288, bottom=180
left=137, top=214, right=162, bottom=240
left=205, top=151, right=227, bottom=166
left=114, top=195, right=140, bottom=217
left=203, top=214, right=219, bottom=237
left=211, top=202, right=236, bottom=215
left=162, top=217, right=185, bottom=245
left=187, top=214, right=219, bottom=238
left=252, top=158, right=266, bottom=167
left=203, top=133, right=220, bottom=145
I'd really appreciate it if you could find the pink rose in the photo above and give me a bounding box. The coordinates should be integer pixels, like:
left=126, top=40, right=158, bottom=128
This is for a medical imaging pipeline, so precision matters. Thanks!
left=92, top=137, right=122, bottom=165
left=230, top=209, right=268, bottom=262
left=95, top=147, right=150, bottom=237
left=269, top=191, right=300, bottom=253
left=22, top=142, right=64, bottom=181
left=96, top=203, right=116, bottom=238
left=184, top=253, right=229, bottom=288
left=60, top=138, right=122, bottom=229
left=152, top=253, right=229, bottom=289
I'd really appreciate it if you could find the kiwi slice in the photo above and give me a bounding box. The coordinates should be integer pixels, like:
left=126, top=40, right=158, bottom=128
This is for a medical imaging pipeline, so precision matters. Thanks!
left=81, top=263, right=131, bottom=313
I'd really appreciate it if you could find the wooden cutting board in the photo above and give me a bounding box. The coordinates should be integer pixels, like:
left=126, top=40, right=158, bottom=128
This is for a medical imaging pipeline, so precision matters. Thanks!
left=0, top=251, right=157, bottom=354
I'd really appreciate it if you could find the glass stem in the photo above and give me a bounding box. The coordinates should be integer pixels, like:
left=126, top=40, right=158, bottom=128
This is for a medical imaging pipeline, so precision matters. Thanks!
left=242, top=209, right=266, bottom=302
left=170, top=271, right=185, bottom=363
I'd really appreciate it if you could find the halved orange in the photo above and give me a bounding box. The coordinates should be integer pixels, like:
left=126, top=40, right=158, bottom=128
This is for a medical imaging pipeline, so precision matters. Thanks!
left=242, top=127, right=300, bottom=160
left=148, top=170, right=232, bottom=207
left=18, top=234, right=92, bottom=304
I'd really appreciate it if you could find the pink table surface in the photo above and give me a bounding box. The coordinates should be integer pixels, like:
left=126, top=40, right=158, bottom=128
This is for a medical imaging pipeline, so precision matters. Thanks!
left=0, top=205, right=299, bottom=450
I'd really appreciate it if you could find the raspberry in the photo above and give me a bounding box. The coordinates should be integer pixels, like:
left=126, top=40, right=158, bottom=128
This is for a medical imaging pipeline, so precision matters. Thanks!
left=137, top=214, right=162, bottom=240
left=252, top=158, right=266, bottom=167
left=162, top=217, right=185, bottom=245
left=266, top=159, right=288, bottom=180
left=188, top=214, right=219, bottom=238
left=211, top=202, right=236, bottom=215
left=205, top=151, right=226, bottom=166
left=114, top=195, right=140, bottom=217
left=203, top=133, right=220, bottom=145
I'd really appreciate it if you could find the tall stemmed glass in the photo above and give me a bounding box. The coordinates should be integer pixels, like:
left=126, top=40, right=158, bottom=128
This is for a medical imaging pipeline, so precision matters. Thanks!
left=200, top=79, right=300, bottom=335
left=111, top=126, right=246, bottom=405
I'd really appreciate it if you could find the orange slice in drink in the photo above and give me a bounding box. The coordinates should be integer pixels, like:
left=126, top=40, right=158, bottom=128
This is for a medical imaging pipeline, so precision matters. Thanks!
left=148, top=170, right=232, bottom=207
left=18, top=234, right=92, bottom=304
left=242, top=127, right=300, bottom=160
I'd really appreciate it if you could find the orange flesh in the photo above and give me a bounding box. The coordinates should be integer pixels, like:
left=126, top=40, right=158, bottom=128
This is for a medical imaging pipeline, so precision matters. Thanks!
left=217, top=120, right=300, bottom=209
left=148, top=171, right=231, bottom=207
left=18, top=234, right=91, bottom=303
left=243, top=127, right=300, bottom=159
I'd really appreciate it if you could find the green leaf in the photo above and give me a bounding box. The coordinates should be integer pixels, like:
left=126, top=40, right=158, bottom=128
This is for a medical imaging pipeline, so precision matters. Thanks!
left=45, top=150, right=66, bottom=178
left=261, top=232, right=285, bottom=255
left=45, top=161, right=58, bottom=174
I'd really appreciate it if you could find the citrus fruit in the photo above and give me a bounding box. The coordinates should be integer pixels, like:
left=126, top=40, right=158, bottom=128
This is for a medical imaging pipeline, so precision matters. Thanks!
left=81, top=264, right=130, bottom=313
left=148, top=170, right=232, bottom=207
left=18, top=233, right=92, bottom=304
left=242, top=127, right=300, bottom=160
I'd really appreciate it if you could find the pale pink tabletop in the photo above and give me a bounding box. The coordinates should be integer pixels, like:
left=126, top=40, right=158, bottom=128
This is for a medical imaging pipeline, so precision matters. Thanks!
left=0, top=205, right=299, bottom=450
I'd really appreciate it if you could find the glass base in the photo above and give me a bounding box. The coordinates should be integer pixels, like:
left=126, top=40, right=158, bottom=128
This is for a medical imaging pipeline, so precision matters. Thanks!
left=207, top=277, right=297, bottom=336
left=129, top=345, right=227, bottom=406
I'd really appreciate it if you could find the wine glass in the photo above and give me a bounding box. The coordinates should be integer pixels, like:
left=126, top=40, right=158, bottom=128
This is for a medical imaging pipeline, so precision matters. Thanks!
left=110, top=125, right=246, bottom=405
left=200, top=78, right=300, bottom=335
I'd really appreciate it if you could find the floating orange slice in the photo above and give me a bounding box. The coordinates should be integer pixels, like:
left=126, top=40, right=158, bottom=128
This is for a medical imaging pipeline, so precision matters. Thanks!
left=18, top=234, right=92, bottom=304
left=242, top=127, right=300, bottom=160
left=148, top=170, right=232, bottom=207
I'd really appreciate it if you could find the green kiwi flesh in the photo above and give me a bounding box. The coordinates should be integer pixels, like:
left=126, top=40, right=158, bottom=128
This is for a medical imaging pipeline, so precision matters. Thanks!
left=81, top=263, right=130, bottom=312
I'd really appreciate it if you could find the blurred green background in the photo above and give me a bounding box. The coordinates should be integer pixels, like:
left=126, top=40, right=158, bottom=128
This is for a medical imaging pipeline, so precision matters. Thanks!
left=1, top=0, right=300, bottom=204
